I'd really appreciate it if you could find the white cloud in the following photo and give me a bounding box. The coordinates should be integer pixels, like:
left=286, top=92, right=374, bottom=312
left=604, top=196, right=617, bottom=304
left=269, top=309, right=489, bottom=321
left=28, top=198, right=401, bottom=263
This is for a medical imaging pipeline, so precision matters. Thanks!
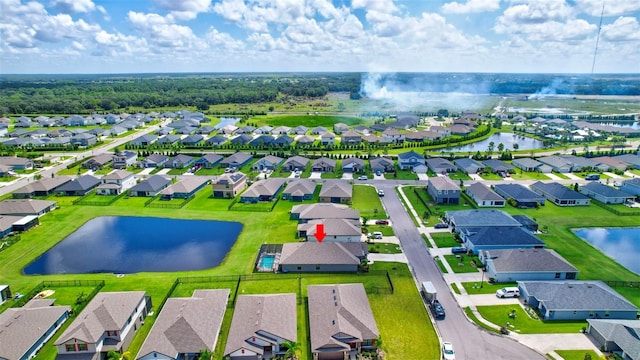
left=206, top=27, right=245, bottom=51
left=601, top=16, right=640, bottom=42
left=574, top=0, right=640, bottom=17
left=498, top=0, right=572, bottom=24
left=441, top=0, right=501, bottom=14
left=351, top=0, right=398, bottom=13
left=50, top=0, right=96, bottom=13
left=127, top=11, right=206, bottom=50
left=153, top=0, right=212, bottom=21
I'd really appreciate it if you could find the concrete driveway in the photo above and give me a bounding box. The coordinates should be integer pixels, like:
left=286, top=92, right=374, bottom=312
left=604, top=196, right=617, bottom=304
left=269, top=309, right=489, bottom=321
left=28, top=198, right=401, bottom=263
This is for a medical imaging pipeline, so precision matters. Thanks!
left=309, top=171, right=322, bottom=179
left=341, top=172, right=353, bottom=180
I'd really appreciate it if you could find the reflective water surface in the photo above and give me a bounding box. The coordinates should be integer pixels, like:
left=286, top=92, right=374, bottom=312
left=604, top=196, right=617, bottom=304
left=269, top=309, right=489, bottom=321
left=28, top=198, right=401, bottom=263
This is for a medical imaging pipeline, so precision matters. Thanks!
left=24, top=216, right=242, bottom=275
left=573, top=227, right=640, bottom=275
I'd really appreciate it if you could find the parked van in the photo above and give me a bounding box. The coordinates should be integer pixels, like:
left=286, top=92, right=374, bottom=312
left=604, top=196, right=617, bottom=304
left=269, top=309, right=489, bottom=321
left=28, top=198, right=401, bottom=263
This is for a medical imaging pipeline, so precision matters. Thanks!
left=496, top=287, right=520, bottom=298
left=369, top=231, right=383, bottom=239
left=585, top=174, right=600, bottom=181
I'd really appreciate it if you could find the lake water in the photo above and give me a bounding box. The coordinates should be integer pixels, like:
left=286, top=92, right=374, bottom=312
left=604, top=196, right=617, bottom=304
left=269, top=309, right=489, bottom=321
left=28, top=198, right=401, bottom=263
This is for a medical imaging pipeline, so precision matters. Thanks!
left=573, top=227, right=640, bottom=275
left=215, top=117, right=241, bottom=129
left=24, top=216, right=243, bottom=275
left=444, top=132, right=544, bottom=152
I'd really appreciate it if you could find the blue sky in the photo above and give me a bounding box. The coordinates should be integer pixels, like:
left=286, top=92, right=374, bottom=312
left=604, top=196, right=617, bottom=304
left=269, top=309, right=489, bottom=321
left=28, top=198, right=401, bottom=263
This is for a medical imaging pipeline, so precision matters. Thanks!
left=1, top=0, right=639, bottom=74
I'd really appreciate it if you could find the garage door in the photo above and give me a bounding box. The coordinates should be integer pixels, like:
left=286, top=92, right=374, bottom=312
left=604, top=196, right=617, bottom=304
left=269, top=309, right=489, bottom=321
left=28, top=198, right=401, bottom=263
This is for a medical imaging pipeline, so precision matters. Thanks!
left=317, top=351, right=344, bottom=360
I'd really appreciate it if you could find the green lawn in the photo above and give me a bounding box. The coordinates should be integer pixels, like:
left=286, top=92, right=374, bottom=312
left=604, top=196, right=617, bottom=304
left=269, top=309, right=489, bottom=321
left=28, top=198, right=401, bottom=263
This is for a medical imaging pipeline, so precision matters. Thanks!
left=429, top=232, right=459, bottom=248
left=476, top=305, right=587, bottom=334
left=554, top=350, right=601, bottom=360
left=252, top=114, right=369, bottom=128
left=352, top=185, right=386, bottom=218
left=368, top=242, right=402, bottom=254
left=366, top=225, right=394, bottom=236
left=447, top=170, right=471, bottom=181
left=509, top=170, right=550, bottom=181
left=461, top=282, right=517, bottom=295
left=442, top=254, right=482, bottom=274
left=400, top=186, right=432, bottom=224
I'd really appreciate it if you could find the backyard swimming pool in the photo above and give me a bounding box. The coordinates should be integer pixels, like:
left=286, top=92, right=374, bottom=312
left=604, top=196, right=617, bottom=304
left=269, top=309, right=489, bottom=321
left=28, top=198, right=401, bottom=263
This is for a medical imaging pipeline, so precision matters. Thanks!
left=24, top=216, right=243, bottom=275
left=257, top=254, right=276, bottom=272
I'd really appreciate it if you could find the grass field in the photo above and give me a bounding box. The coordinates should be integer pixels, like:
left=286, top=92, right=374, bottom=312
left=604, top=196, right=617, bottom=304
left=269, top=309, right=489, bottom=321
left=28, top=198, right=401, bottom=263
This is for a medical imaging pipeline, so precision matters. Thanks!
left=476, top=305, right=586, bottom=334
left=252, top=114, right=369, bottom=128
left=429, top=232, right=459, bottom=248
left=554, top=349, right=602, bottom=360
left=352, top=184, right=386, bottom=218
left=443, top=254, right=482, bottom=274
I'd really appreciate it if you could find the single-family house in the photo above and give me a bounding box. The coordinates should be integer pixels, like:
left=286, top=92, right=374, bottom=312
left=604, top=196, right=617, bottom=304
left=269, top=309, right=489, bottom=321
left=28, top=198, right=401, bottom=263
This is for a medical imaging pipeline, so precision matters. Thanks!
left=320, top=132, right=336, bottom=145
left=181, top=134, right=204, bottom=146
left=591, top=156, right=632, bottom=172
left=82, top=153, right=113, bottom=169
left=290, top=125, right=308, bottom=135
left=140, top=153, right=169, bottom=168
left=55, top=175, right=101, bottom=196
left=454, top=158, right=485, bottom=174
left=0, top=285, right=10, bottom=304
left=113, top=151, right=138, bottom=169
left=341, top=131, right=362, bottom=145
left=616, top=154, right=640, bottom=170
left=482, top=248, right=578, bottom=283
left=370, top=157, right=395, bottom=173
left=136, top=290, right=229, bottom=360
left=311, top=126, right=327, bottom=135
left=273, top=135, right=294, bottom=147
left=129, top=175, right=171, bottom=197
left=0, top=299, right=71, bottom=360
left=212, top=173, right=247, bottom=198
left=458, top=226, right=545, bottom=254
left=272, top=126, right=291, bottom=135
left=493, top=183, right=546, bottom=208
left=427, top=176, right=460, bottom=205
left=445, top=209, right=523, bottom=231
left=587, top=319, right=640, bottom=360
left=130, top=134, right=158, bottom=146
left=55, top=292, right=150, bottom=359
left=206, top=135, right=227, bottom=146
left=482, top=159, right=514, bottom=174
left=537, top=155, right=573, bottom=173
left=319, top=180, right=352, bottom=204
left=308, top=284, right=379, bottom=360
left=426, top=158, right=457, bottom=175
left=255, top=125, right=273, bottom=134
left=97, top=170, right=136, bottom=195
left=279, top=243, right=368, bottom=273
left=396, top=113, right=420, bottom=128
left=290, top=203, right=360, bottom=223
left=282, top=179, right=316, bottom=201
left=221, top=152, right=253, bottom=168
left=580, top=182, right=634, bottom=204
left=333, top=123, right=349, bottom=134
left=194, top=153, right=223, bottom=169
left=382, top=128, right=405, bottom=143
left=621, top=178, right=640, bottom=197
left=13, top=176, right=72, bottom=198
left=518, top=281, right=638, bottom=321
left=297, top=219, right=362, bottom=242
left=341, top=157, right=364, bottom=173
left=236, top=125, right=256, bottom=134
left=512, top=158, right=552, bottom=173
left=250, top=135, right=275, bottom=147
left=197, top=126, right=216, bottom=135
left=465, top=182, right=505, bottom=207
left=69, top=132, right=98, bottom=147
left=530, top=181, right=591, bottom=206
left=166, top=154, right=195, bottom=169
left=219, top=124, right=238, bottom=135
left=230, top=134, right=252, bottom=145
left=224, top=294, right=296, bottom=360
left=311, top=157, right=337, bottom=173
left=0, top=156, right=34, bottom=170
left=398, top=151, right=425, bottom=170
left=252, top=155, right=283, bottom=171
left=0, top=199, right=56, bottom=217
left=240, top=178, right=287, bottom=203
left=160, top=177, right=209, bottom=200
left=282, top=156, right=310, bottom=171
left=0, top=214, right=38, bottom=237
left=429, top=126, right=451, bottom=137
left=295, top=135, right=315, bottom=146
left=362, top=134, right=385, bottom=144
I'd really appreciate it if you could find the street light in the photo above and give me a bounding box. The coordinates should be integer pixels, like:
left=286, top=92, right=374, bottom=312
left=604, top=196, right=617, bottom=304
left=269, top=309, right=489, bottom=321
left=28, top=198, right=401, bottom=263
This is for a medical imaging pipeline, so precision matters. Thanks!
left=480, top=268, right=485, bottom=288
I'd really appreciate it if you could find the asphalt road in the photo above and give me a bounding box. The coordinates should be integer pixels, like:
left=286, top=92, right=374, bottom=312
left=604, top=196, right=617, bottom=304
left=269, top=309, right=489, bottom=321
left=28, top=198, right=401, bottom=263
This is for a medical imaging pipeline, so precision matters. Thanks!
left=377, top=181, right=546, bottom=360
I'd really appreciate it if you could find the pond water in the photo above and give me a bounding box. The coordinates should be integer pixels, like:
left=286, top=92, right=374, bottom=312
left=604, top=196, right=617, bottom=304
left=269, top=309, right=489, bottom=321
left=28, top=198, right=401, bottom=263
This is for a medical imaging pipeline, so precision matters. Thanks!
left=444, top=132, right=544, bottom=152
left=596, top=122, right=640, bottom=129
left=573, top=227, right=640, bottom=275
left=24, top=216, right=243, bottom=275
left=215, top=117, right=241, bottom=129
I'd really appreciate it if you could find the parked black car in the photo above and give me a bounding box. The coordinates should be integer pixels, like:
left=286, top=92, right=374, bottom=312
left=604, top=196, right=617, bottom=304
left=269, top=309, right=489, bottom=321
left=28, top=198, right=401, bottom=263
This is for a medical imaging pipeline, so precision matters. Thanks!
left=434, top=222, right=449, bottom=229
left=451, top=247, right=467, bottom=254
left=431, top=300, right=445, bottom=319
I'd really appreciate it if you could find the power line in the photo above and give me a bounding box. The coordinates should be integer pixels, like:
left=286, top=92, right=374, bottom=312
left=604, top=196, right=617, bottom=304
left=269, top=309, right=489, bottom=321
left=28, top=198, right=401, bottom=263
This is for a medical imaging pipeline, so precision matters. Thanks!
left=591, top=1, right=605, bottom=74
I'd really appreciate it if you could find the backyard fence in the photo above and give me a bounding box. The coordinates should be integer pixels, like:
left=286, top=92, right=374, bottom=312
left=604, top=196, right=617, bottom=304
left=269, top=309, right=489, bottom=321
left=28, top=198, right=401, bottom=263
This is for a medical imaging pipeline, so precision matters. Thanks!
left=73, top=191, right=127, bottom=206
left=604, top=280, right=640, bottom=288
left=591, top=199, right=640, bottom=216
left=12, top=279, right=105, bottom=310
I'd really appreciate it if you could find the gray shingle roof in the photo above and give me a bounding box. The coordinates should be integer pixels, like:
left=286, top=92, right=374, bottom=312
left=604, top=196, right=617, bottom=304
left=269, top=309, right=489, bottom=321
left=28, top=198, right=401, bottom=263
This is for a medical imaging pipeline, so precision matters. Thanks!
left=102, top=170, right=133, bottom=181
left=161, top=177, right=209, bottom=196
left=428, top=176, right=460, bottom=191
left=56, top=291, right=146, bottom=345
left=308, top=284, right=379, bottom=353
left=531, top=181, right=590, bottom=201
left=14, top=176, right=72, bottom=194
left=291, top=203, right=360, bottom=221
left=224, top=294, right=297, bottom=356
left=587, top=319, right=640, bottom=360
left=518, top=281, right=638, bottom=312
left=56, top=175, right=101, bottom=192
left=319, top=180, right=352, bottom=198
left=299, top=218, right=362, bottom=237
left=130, top=175, right=171, bottom=193
left=0, top=199, right=56, bottom=215
left=485, top=248, right=577, bottom=273
left=241, top=178, right=286, bottom=198
left=581, top=182, right=633, bottom=199
left=0, top=301, right=70, bottom=360
left=460, top=226, right=544, bottom=246
left=466, top=182, right=503, bottom=201
left=279, top=243, right=366, bottom=266
left=137, top=290, right=229, bottom=358
left=283, top=179, right=316, bottom=197
left=493, top=183, right=545, bottom=204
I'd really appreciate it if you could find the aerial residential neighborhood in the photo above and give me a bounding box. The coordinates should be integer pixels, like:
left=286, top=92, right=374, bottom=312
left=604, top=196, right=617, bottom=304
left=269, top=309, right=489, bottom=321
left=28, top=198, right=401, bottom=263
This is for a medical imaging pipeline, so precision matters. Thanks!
left=0, top=73, right=640, bottom=360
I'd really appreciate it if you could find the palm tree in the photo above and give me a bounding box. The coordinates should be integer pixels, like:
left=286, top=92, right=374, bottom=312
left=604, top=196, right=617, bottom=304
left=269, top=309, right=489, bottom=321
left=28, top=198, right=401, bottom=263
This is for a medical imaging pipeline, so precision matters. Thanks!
left=282, top=340, right=300, bottom=360
left=199, top=348, right=214, bottom=360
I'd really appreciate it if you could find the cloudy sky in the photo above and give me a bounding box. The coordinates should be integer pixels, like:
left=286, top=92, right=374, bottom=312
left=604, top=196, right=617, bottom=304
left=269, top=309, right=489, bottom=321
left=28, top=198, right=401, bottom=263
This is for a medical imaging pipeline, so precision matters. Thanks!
left=1, top=0, right=639, bottom=74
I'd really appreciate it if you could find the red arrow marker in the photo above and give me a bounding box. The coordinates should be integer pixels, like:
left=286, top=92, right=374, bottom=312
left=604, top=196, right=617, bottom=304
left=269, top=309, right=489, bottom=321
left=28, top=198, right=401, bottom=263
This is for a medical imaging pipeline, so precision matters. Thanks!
left=314, top=223, right=326, bottom=243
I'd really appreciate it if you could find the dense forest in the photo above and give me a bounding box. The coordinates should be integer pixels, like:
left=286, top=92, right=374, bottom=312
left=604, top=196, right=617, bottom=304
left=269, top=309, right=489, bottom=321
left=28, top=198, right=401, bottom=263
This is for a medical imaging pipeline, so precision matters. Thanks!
left=0, top=72, right=638, bottom=115
left=0, top=73, right=361, bottom=115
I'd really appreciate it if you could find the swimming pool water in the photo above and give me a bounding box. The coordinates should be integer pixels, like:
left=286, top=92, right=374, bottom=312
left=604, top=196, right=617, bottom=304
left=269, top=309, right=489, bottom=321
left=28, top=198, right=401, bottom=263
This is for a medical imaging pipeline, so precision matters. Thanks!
left=259, top=255, right=275, bottom=270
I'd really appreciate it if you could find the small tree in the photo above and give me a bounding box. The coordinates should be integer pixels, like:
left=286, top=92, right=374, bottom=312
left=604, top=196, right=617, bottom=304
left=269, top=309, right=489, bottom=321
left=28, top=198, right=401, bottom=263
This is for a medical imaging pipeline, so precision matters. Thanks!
left=282, top=341, right=300, bottom=360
